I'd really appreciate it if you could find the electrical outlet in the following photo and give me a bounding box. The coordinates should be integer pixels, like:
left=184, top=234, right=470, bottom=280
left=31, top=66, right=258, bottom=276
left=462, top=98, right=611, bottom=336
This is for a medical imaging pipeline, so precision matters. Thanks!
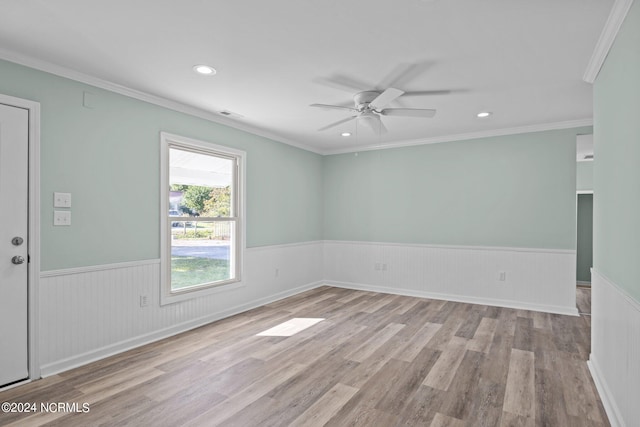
left=139, top=295, right=148, bottom=307
left=499, top=271, right=506, bottom=281
left=54, top=192, right=72, bottom=208
left=54, top=210, right=71, bottom=226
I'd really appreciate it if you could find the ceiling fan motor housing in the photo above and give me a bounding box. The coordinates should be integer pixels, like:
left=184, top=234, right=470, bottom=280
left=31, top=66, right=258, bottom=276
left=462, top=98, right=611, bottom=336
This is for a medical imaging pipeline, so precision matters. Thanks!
left=354, top=91, right=381, bottom=111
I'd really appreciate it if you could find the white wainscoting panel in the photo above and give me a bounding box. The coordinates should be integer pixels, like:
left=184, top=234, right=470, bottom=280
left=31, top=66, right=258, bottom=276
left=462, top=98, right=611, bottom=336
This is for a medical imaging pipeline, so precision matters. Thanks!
left=38, top=241, right=323, bottom=376
left=589, top=269, right=640, bottom=427
left=323, top=241, right=577, bottom=315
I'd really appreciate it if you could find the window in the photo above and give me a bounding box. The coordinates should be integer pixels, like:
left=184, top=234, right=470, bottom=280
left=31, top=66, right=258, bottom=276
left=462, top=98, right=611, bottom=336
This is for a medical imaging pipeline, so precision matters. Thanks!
left=160, top=132, right=245, bottom=304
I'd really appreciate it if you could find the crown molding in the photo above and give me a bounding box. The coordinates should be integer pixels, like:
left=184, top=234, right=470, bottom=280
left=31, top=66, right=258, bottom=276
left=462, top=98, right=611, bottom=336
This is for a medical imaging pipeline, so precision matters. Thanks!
left=583, top=0, right=635, bottom=84
left=0, top=48, right=323, bottom=154
left=322, top=118, right=594, bottom=155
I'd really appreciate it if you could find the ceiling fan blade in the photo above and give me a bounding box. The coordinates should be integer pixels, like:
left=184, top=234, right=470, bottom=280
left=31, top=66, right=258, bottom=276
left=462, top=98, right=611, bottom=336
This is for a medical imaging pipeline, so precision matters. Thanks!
left=333, top=100, right=357, bottom=108
left=318, top=116, right=357, bottom=132
left=369, top=88, right=404, bottom=110
left=377, top=61, right=435, bottom=90
left=359, top=115, right=387, bottom=135
left=313, top=75, right=372, bottom=93
left=310, top=103, right=358, bottom=113
left=380, top=108, right=437, bottom=118
left=402, top=90, right=460, bottom=97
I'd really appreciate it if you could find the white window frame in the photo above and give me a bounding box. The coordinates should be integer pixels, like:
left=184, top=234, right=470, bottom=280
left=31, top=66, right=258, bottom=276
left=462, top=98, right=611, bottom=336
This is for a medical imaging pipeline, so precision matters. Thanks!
left=160, top=132, right=246, bottom=305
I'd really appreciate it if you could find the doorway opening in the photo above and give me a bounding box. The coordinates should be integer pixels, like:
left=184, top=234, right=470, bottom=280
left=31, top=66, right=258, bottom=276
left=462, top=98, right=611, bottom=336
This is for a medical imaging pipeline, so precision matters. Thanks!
left=577, top=193, right=593, bottom=287
left=576, top=191, right=593, bottom=318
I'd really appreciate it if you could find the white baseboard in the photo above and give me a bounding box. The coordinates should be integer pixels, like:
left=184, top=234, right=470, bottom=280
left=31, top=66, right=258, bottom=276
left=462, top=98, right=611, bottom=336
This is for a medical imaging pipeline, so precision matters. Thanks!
left=0, top=378, right=33, bottom=393
left=326, top=280, right=579, bottom=316
left=588, top=355, right=624, bottom=427
left=40, top=280, right=324, bottom=377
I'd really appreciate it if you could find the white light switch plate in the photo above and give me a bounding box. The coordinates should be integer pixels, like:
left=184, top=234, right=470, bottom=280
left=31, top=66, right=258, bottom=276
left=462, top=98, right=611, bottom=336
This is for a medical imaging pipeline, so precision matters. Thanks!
left=54, top=192, right=71, bottom=208
left=54, top=210, right=71, bottom=226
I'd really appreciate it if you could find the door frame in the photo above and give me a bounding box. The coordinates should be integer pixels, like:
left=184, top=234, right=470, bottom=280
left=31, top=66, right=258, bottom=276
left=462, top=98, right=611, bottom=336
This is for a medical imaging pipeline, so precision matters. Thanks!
left=0, top=93, right=41, bottom=383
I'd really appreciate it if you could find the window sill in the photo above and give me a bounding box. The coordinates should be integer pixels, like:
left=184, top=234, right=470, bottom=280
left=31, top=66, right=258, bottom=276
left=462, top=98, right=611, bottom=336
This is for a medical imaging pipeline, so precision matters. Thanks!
left=160, top=279, right=245, bottom=306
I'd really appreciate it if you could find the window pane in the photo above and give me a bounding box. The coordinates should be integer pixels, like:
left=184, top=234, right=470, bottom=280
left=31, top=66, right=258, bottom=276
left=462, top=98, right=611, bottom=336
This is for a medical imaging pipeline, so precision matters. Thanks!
left=169, top=148, right=233, bottom=217
left=170, top=220, right=235, bottom=290
left=168, top=147, right=236, bottom=291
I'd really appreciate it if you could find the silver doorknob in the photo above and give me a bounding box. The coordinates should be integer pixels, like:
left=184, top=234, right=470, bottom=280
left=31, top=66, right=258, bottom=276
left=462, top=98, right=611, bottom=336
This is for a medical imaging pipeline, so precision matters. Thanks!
left=11, top=256, right=25, bottom=265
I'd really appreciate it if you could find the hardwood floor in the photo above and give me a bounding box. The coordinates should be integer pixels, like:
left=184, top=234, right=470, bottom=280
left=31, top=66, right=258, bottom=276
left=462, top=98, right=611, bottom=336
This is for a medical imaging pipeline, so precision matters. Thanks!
left=576, top=286, right=592, bottom=328
left=0, top=286, right=608, bottom=426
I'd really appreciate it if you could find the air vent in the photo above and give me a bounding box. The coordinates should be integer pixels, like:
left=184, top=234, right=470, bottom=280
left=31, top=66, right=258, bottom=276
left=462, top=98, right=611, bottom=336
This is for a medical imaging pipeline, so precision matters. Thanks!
left=218, top=110, right=244, bottom=119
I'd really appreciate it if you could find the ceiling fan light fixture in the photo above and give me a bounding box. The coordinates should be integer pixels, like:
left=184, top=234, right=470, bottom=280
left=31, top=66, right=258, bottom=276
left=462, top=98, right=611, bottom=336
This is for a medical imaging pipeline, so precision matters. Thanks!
left=193, top=65, right=217, bottom=75
left=477, top=111, right=492, bottom=118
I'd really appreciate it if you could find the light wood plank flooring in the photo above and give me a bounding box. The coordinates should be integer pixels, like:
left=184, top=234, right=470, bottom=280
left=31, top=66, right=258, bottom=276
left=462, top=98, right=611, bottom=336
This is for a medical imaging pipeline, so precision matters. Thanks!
left=576, top=286, right=591, bottom=328
left=0, top=286, right=607, bottom=426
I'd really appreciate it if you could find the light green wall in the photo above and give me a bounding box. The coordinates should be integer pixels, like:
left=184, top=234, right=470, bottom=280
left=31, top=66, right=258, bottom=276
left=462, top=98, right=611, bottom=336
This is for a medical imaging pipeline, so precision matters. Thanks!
left=324, top=128, right=588, bottom=249
left=576, top=194, right=593, bottom=282
left=593, top=0, right=640, bottom=302
left=576, top=161, right=594, bottom=192
left=0, top=59, right=324, bottom=271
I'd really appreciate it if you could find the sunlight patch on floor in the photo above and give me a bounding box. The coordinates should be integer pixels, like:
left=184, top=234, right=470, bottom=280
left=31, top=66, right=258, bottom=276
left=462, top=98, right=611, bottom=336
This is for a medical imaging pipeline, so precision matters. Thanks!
left=256, top=318, right=325, bottom=337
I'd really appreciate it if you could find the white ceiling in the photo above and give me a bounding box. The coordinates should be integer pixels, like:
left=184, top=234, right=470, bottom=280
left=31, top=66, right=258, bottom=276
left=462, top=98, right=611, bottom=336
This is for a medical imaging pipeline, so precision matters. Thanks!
left=0, top=0, right=613, bottom=154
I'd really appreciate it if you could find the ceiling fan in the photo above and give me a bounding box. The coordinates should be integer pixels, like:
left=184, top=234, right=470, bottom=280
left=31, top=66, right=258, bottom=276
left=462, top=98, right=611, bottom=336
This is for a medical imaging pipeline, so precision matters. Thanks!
left=311, top=62, right=454, bottom=134
left=311, top=88, right=437, bottom=134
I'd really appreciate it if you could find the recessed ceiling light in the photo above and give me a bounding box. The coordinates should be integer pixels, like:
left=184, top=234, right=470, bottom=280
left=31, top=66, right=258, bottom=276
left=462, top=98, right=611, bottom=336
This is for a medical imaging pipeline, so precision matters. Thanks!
left=341, top=132, right=351, bottom=137
left=477, top=111, right=492, bottom=118
left=193, top=65, right=217, bottom=75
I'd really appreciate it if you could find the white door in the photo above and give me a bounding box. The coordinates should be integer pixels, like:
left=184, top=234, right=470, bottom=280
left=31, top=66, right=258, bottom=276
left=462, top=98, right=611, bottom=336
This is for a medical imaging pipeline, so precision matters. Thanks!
left=0, top=103, right=29, bottom=387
